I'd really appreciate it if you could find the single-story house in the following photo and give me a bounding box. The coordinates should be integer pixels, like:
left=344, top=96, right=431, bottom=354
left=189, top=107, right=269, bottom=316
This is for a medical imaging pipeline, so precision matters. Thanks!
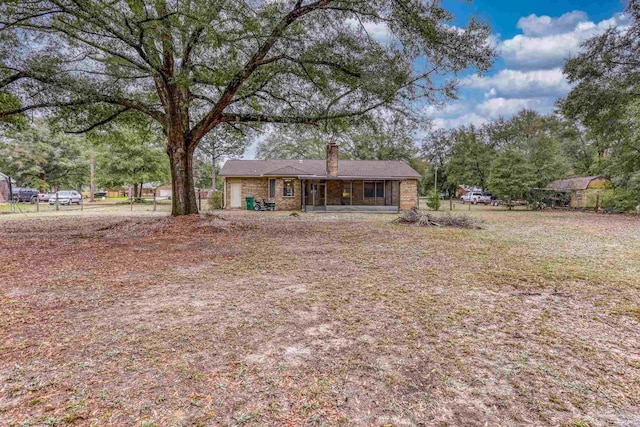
left=155, top=183, right=173, bottom=198
left=546, top=176, right=611, bottom=208
left=141, top=182, right=164, bottom=196
left=219, top=143, right=421, bottom=212
left=0, top=173, right=9, bottom=203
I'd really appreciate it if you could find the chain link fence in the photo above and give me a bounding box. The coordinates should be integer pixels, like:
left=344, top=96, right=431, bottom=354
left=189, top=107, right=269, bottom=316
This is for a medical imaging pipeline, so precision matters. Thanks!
left=1, top=193, right=212, bottom=216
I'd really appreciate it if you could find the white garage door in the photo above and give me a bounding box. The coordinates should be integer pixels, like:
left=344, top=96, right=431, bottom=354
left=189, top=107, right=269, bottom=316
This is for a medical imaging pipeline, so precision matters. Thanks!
left=159, top=189, right=172, bottom=197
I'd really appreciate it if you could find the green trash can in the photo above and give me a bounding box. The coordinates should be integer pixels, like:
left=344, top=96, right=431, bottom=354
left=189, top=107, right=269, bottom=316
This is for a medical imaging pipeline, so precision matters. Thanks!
left=245, top=196, right=255, bottom=210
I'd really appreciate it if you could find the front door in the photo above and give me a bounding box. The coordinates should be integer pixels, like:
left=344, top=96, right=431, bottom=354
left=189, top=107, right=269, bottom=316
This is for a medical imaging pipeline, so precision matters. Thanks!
left=230, top=183, right=242, bottom=208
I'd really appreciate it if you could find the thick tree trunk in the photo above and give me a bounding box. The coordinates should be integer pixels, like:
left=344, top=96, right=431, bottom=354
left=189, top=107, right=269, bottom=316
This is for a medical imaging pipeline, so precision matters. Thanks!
left=168, top=138, right=198, bottom=216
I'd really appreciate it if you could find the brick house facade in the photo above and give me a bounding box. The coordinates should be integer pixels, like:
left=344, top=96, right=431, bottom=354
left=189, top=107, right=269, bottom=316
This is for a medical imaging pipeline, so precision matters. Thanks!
left=220, top=144, right=420, bottom=212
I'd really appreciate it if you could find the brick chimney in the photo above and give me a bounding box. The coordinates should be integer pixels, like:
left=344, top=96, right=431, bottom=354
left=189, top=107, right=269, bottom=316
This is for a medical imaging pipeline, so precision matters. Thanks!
left=326, top=143, right=339, bottom=177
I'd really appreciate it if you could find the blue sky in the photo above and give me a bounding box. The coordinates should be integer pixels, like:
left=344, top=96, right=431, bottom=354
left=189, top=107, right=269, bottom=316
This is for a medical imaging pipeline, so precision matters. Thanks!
left=425, top=0, right=630, bottom=129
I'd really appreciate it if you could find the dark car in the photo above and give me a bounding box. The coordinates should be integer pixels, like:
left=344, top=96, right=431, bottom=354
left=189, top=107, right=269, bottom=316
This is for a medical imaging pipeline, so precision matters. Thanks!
left=94, top=190, right=107, bottom=198
left=12, top=187, right=39, bottom=203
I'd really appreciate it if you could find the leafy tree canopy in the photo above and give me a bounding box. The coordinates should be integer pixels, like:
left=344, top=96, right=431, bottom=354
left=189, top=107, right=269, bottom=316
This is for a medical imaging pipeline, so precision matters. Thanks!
left=444, top=126, right=495, bottom=190
left=93, top=125, right=170, bottom=190
left=0, top=0, right=495, bottom=215
left=488, top=149, right=534, bottom=205
left=256, top=111, right=421, bottom=162
left=0, top=121, right=88, bottom=190
left=562, top=1, right=639, bottom=132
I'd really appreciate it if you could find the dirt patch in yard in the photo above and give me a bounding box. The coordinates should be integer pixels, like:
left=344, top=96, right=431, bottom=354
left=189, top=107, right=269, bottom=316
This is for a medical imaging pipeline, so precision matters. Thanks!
left=1, top=211, right=639, bottom=426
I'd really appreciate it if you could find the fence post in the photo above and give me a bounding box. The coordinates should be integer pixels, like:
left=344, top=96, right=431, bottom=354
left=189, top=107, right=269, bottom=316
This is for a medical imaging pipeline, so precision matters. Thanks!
left=36, top=194, right=39, bottom=212
left=153, top=190, right=157, bottom=212
left=56, top=192, right=59, bottom=211
left=129, top=187, right=133, bottom=211
left=198, top=190, right=202, bottom=211
left=81, top=194, right=83, bottom=211
left=8, top=176, right=13, bottom=213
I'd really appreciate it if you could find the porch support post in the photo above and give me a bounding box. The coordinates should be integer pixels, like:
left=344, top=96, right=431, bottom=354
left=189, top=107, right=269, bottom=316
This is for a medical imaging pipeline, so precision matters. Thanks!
left=301, top=179, right=306, bottom=211
left=324, top=181, right=327, bottom=207
left=350, top=181, right=353, bottom=205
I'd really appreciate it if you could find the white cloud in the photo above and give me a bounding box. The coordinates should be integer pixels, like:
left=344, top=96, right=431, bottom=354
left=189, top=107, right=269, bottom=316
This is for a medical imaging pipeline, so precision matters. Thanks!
left=517, top=10, right=588, bottom=37
left=345, top=19, right=391, bottom=44
left=432, top=113, right=488, bottom=130
left=423, top=102, right=470, bottom=119
left=500, top=12, right=630, bottom=70
left=476, top=97, right=548, bottom=119
left=484, top=88, right=497, bottom=98
left=463, top=68, right=571, bottom=99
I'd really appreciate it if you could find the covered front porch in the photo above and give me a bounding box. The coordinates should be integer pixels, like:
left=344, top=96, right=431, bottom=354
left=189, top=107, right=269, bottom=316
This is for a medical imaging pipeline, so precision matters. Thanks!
left=302, top=178, right=401, bottom=213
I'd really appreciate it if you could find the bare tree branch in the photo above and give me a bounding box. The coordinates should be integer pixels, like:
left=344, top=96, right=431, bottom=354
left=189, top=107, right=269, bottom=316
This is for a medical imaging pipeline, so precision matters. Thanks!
left=65, top=107, right=131, bottom=133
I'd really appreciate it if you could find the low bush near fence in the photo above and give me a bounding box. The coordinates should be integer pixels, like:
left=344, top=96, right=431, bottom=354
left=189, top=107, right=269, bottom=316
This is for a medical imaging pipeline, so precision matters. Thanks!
left=208, top=191, right=223, bottom=210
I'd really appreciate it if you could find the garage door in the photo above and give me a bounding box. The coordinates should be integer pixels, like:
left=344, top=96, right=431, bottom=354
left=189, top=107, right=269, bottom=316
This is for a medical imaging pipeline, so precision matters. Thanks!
left=159, top=189, right=172, bottom=197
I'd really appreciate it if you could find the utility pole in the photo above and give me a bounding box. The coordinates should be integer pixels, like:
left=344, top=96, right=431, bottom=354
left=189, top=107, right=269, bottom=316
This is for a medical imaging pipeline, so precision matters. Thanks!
left=434, top=166, right=439, bottom=211
left=89, top=149, right=95, bottom=203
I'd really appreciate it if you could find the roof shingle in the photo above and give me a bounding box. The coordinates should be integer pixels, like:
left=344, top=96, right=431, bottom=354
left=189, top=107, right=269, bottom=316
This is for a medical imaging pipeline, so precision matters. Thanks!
left=219, top=159, right=421, bottom=179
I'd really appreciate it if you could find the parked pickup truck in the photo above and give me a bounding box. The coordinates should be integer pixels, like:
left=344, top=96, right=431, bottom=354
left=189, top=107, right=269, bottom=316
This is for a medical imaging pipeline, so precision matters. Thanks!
left=460, top=192, right=492, bottom=205
left=11, top=187, right=39, bottom=203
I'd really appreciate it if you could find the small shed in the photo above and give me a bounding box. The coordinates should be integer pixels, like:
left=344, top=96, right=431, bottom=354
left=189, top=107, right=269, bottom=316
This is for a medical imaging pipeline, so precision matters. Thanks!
left=0, top=173, right=10, bottom=203
left=546, top=176, right=611, bottom=208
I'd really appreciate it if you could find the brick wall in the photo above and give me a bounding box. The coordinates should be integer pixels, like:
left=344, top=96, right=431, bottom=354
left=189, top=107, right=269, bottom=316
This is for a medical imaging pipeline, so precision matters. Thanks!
left=326, top=180, right=343, bottom=205
left=326, top=143, right=338, bottom=177
left=273, top=178, right=302, bottom=210
left=224, top=177, right=301, bottom=211
left=225, top=177, right=416, bottom=210
left=399, top=179, right=418, bottom=210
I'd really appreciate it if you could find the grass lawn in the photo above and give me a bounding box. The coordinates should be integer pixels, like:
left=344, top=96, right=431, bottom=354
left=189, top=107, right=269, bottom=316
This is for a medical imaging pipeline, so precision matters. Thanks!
left=1, top=208, right=639, bottom=426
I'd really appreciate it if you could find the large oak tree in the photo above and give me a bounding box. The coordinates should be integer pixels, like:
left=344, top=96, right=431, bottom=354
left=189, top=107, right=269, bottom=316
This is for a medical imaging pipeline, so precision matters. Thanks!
left=0, top=0, right=494, bottom=215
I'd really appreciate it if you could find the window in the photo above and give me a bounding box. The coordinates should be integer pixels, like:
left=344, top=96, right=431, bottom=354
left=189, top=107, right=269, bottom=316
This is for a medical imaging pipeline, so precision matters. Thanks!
left=364, top=181, right=384, bottom=198
left=283, top=179, right=294, bottom=197
left=342, top=182, right=352, bottom=198
left=269, top=179, right=276, bottom=198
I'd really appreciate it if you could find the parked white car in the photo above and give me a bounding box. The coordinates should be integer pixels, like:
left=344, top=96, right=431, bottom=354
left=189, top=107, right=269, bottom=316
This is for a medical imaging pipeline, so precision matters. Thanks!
left=48, top=190, right=82, bottom=205
left=461, top=192, right=491, bottom=205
